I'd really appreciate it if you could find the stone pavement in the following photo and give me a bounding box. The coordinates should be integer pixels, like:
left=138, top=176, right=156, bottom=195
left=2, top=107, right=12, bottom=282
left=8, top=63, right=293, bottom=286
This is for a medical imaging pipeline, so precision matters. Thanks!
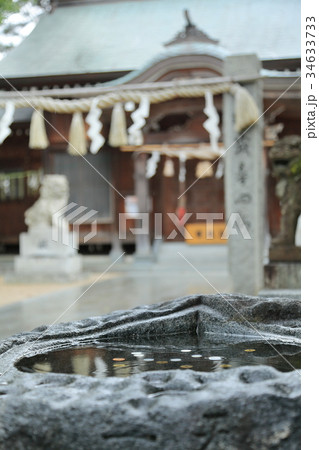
left=0, top=243, right=231, bottom=340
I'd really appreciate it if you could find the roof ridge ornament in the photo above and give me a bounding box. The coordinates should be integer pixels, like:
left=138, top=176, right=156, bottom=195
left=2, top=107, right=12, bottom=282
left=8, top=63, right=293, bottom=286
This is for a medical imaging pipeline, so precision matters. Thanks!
left=164, top=9, right=219, bottom=47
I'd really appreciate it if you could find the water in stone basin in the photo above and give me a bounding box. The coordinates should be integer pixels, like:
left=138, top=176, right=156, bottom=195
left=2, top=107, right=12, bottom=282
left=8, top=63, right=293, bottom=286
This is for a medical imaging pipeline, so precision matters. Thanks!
left=16, top=337, right=300, bottom=378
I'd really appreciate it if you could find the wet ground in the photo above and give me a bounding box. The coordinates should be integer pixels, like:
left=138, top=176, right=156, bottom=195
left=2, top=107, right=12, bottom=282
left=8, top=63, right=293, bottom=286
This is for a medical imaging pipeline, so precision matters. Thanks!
left=0, top=244, right=231, bottom=340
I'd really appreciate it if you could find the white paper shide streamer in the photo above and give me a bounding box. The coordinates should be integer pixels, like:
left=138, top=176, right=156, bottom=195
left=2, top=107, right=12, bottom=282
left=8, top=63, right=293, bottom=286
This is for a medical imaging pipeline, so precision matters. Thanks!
left=128, top=95, right=150, bottom=146
left=86, top=98, right=105, bottom=154
left=179, top=152, right=187, bottom=183
left=215, top=157, right=225, bottom=179
left=203, top=91, right=220, bottom=153
left=146, top=151, right=160, bottom=179
left=0, top=101, right=15, bottom=144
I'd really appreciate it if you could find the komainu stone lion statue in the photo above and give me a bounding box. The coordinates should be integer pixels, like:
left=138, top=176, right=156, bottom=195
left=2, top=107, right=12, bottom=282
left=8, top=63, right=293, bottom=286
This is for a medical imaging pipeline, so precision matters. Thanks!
left=25, top=175, right=69, bottom=229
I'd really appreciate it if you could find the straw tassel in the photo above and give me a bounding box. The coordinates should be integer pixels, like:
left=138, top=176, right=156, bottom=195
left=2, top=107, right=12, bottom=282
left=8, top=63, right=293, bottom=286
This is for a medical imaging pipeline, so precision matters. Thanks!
left=195, top=160, right=214, bottom=179
left=230, top=84, right=259, bottom=132
left=163, top=158, right=174, bottom=177
left=29, top=109, right=49, bottom=149
left=108, top=103, right=128, bottom=147
left=67, top=112, right=87, bottom=155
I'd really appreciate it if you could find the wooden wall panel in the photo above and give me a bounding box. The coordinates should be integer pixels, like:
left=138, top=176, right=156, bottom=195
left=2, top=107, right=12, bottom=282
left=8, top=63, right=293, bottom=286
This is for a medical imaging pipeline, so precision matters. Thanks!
left=0, top=129, right=42, bottom=246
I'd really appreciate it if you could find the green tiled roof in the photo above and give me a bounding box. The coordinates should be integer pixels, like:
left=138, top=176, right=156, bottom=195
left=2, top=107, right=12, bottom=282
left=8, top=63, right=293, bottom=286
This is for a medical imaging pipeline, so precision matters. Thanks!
left=0, top=0, right=300, bottom=79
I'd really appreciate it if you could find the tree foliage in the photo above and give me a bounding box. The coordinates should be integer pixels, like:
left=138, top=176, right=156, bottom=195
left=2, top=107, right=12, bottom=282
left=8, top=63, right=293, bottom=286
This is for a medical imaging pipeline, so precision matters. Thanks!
left=0, top=1, right=32, bottom=24
left=0, top=1, right=48, bottom=56
left=0, top=1, right=49, bottom=25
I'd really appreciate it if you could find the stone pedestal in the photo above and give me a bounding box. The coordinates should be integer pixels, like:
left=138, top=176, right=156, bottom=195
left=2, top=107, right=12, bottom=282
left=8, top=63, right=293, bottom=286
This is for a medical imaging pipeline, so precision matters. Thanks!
left=265, top=244, right=301, bottom=290
left=264, top=262, right=301, bottom=290
left=14, top=227, right=82, bottom=279
left=269, top=245, right=301, bottom=262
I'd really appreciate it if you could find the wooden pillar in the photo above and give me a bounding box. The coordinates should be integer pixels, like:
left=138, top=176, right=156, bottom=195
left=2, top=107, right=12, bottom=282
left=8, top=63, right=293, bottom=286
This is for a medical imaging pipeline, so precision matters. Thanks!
left=110, top=148, right=123, bottom=260
left=134, top=152, right=152, bottom=257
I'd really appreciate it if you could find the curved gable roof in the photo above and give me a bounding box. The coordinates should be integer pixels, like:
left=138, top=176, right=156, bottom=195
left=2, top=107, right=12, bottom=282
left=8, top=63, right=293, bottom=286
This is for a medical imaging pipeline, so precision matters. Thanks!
left=0, top=0, right=300, bottom=79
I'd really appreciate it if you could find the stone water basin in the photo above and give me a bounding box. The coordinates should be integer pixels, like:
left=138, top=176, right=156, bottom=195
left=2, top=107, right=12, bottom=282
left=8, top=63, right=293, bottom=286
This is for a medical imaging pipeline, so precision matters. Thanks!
left=0, top=294, right=301, bottom=449
left=17, top=338, right=300, bottom=377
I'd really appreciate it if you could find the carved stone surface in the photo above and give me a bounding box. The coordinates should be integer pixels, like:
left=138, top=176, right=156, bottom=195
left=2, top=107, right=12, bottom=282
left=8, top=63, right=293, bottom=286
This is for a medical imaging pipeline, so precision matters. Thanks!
left=223, top=55, right=265, bottom=294
left=0, top=295, right=301, bottom=449
left=269, top=136, right=301, bottom=251
left=25, top=174, right=69, bottom=229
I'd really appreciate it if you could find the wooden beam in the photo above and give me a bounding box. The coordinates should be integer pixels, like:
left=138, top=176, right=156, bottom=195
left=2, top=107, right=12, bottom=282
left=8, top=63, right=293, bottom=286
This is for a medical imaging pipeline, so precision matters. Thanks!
left=121, top=143, right=220, bottom=152
left=121, top=141, right=275, bottom=152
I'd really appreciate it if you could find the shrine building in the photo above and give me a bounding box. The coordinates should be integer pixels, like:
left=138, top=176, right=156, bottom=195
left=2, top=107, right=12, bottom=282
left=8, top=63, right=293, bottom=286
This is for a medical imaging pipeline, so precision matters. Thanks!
left=0, top=0, right=300, bottom=256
